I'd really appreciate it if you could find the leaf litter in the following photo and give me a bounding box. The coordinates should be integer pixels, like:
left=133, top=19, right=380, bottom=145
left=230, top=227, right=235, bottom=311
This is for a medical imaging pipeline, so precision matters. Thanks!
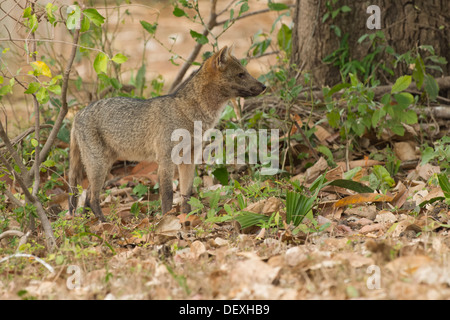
left=1, top=134, right=450, bottom=300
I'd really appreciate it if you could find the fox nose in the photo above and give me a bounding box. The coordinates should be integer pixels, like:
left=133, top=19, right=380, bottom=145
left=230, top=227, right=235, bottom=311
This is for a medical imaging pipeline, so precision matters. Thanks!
left=261, top=84, right=267, bottom=92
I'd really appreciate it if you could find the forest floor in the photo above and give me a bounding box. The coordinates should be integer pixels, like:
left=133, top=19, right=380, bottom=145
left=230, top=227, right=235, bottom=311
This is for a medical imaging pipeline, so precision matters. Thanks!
left=1, top=0, right=450, bottom=301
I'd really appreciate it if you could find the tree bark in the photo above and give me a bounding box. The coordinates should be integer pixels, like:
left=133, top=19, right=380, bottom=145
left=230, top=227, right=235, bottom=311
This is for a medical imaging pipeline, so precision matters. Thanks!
left=291, top=0, right=450, bottom=87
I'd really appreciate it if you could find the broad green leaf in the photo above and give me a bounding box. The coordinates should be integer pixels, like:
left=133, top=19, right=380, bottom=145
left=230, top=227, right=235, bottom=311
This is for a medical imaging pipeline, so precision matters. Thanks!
left=239, top=2, right=250, bottom=15
left=140, top=21, right=157, bottom=34
left=341, top=5, right=352, bottom=12
left=36, top=87, right=49, bottom=104
left=111, top=53, right=128, bottom=64
left=277, top=23, right=292, bottom=55
left=372, top=108, right=385, bottom=128
left=421, top=146, right=435, bottom=165
left=24, top=82, right=40, bottom=94
left=23, top=7, right=32, bottom=18
left=93, top=52, right=108, bottom=74
left=172, top=7, right=187, bottom=17
left=412, top=56, right=425, bottom=89
left=326, top=179, right=374, bottom=193
left=403, top=110, right=418, bottom=125
left=43, top=159, right=56, bottom=167
left=424, top=74, right=439, bottom=101
left=47, top=84, right=62, bottom=95
left=212, top=167, right=229, bottom=185
left=0, top=84, right=12, bottom=96
left=393, top=92, right=414, bottom=108
left=391, top=75, right=411, bottom=94
left=437, top=173, right=450, bottom=199
left=268, top=2, right=289, bottom=11
left=31, top=138, right=38, bottom=147
left=83, top=8, right=105, bottom=26
left=80, top=16, right=90, bottom=32
left=45, top=3, right=57, bottom=25
left=190, top=30, right=208, bottom=45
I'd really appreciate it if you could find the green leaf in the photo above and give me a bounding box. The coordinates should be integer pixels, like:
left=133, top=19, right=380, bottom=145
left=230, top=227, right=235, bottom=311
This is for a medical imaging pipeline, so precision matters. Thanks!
left=212, top=167, right=229, bottom=185
left=31, top=139, right=38, bottom=147
left=111, top=53, right=128, bottom=64
left=80, top=16, right=90, bottom=32
left=437, top=173, right=450, bottom=199
left=47, top=84, right=62, bottom=95
left=235, top=212, right=270, bottom=229
left=403, top=110, right=418, bottom=125
left=83, top=8, right=105, bottom=27
left=239, top=2, right=250, bottom=15
left=277, top=23, right=292, bottom=55
left=23, top=7, right=32, bottom=18
left=0, top=84, right=12, bottom=96
left=268, top=2, right=289, bottom=11
left=326, top=179, right=374, bottom=193
left=36, top=87, right=49, bottom=104
left=173, top=7, right=187, bottom=17
left=421, top=146, right=435, bottom=165
left=340, top=5, right=352, bottom=12
left=424, top=74, right=439, bottom=101
left=93, top=52, right=108, bottom=74
left=140, top=21, right=157, bottom=34
left=43, top=159, right=56, bottom=167
left=372, top=108, right=385, bottom=128
left=393, top=92, right=414, bottom=108
left=45, top=3, right=57, bottom=25
left=316, top=145, right=334, bottom=163
left=391, top=75, right=411, bottom=93
left=390, top=123, right=405, bottom=136
left=189, top=30, right=208, bottom=45
left=24, top=82, right=40, bottom=94
left=132, top=184, right=148, bottom=197
left=412, top=56, right=425, bottom=89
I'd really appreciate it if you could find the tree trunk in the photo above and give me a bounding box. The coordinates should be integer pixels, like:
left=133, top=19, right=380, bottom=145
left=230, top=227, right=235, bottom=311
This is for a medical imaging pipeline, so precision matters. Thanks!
left=291, top=0, right=450, bottom=87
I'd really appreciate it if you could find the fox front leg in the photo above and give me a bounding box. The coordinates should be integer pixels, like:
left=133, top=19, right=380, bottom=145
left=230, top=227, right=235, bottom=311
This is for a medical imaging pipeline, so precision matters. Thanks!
left=158, top=163, right=175, bottom=214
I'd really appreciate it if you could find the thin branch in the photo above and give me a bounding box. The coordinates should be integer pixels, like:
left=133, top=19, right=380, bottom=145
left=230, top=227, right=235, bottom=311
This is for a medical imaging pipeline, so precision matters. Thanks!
left=2, top=188, right=25, bottom=208
left=216, top=5, right=294, bottom=26
left=169, top=0, right=218, bottom=93
left=27, top=29, right=80, bottom=181
left=0, top=124, right=53, bottom=149
left=0, top=120, right=30, bottom=185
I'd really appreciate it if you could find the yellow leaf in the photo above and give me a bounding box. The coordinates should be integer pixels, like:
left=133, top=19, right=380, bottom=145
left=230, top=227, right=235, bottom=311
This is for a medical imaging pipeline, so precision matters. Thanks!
left=31, top=61, right=52, bottom=78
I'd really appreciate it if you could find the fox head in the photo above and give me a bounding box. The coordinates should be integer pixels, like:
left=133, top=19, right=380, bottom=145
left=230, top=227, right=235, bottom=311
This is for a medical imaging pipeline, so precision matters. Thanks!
left=204, top=46, right=266, bottom=98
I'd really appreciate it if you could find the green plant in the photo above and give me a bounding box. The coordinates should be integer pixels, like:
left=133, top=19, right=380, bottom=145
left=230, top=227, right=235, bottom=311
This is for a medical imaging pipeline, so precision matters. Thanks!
left=421, top=136, right=450, bottom=172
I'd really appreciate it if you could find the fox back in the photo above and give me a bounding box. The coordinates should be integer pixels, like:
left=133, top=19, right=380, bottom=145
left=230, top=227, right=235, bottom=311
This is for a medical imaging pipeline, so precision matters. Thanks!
left=68, top=46, right=266, bottom=221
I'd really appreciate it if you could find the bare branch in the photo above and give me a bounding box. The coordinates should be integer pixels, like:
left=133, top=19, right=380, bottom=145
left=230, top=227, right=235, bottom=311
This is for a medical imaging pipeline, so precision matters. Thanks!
left=27, top=29, right=80, bottom=180
left=169, top=0, right=218, bottom=93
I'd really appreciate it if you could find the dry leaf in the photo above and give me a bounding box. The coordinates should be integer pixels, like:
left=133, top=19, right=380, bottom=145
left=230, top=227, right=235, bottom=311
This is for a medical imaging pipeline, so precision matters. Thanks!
left=394, top=141, right=419, bottom=161
left=359, top=223, right=383, bottom=234
left=386, top=255, right=433, bottom=276
left=155, top=215, right=181, bottom=237
left=305, top=157, right=328, bottom=182
left=375, top=210, right=397, bottom=225
left=334, top=193, right=394, bottom=208
left=190, top=240, right=206, bottom=259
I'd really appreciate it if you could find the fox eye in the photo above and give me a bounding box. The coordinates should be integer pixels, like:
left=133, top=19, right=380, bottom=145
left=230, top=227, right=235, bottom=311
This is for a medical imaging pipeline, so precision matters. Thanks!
left=238, top=73, right=246, bottom=79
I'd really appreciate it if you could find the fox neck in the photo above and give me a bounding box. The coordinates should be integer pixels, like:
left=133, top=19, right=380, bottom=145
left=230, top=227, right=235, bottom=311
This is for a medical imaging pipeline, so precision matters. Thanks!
left=175, top=70, right=229, bottom=128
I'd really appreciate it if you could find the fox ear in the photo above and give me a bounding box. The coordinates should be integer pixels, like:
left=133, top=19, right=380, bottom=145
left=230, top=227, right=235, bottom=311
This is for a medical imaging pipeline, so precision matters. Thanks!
left=227, top=44, right=235, bottom=57
left=213, top=46, right=228, bottom=71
